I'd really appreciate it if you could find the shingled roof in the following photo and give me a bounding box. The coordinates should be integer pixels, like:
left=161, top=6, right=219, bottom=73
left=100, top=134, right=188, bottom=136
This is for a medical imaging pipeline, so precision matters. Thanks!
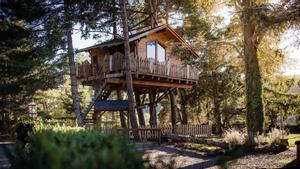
left=77, top=25, right=199, bottom=58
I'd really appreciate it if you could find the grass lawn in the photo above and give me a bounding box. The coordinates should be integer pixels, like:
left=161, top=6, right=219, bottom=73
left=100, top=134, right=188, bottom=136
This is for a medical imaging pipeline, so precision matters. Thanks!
left=176, top=143, right=221, bottom=151
left=288, top=134, right=300, bottom=147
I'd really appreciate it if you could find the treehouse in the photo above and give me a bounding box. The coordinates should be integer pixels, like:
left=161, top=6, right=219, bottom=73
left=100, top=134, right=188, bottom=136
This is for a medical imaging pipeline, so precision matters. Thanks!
left=76, top=25, right=199, bottom=128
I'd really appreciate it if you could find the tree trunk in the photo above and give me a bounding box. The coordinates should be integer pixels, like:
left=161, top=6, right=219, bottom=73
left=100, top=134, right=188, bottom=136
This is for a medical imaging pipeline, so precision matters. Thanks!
left=117, top=88, right=127, bottom=128
left=213, top=97, right=222, bottom=135
left=112, top=0, right=118, bottom=39
left=242, top=0, right=264, bottom=145
left=64, top=0, right=84, bottom=126
left=147, top=0, right=158, bottom=28
left=212, top=73, right=222, bottom=135
left=165, top=0, right=169, bottom=24
left=170, top=90, right=177, bottom=133
left=149, top=90, right=157, bottom=126
left=180, top=90, right=188, bottom=124
left=119, top=0, right=139, bottom=137
left=135, top=90, right=145, bottom=127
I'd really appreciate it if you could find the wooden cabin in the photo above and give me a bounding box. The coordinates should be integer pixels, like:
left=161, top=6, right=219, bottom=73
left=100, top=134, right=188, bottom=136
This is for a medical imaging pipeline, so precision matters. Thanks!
left=76, top=25, right=199, bottom=128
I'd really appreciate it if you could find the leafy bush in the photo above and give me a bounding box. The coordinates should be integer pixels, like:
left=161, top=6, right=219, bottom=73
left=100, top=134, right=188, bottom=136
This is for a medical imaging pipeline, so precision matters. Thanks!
left=15, top=122, right=34, bottom=144
left=224, top=129, right=245, bottom=147
left=9, top=126, right=145, bottom=169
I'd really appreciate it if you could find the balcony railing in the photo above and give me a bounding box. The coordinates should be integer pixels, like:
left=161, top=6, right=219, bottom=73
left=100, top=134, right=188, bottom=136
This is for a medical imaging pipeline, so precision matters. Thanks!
left=76, top=52, right=198, bottom=81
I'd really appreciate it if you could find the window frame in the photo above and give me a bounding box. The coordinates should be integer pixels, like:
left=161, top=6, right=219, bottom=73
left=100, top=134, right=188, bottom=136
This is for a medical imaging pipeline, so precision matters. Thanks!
left=146, top=40, right=166, bottom=62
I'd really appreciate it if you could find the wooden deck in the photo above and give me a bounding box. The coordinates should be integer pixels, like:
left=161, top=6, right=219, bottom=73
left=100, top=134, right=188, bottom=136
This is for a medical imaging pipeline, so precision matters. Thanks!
left=76, top=53, right=198, bottom=85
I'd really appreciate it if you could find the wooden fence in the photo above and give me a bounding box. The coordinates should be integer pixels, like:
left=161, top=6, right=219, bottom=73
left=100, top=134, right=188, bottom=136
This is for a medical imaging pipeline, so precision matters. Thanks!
left=99, top=124, right=212, bottom=142
left=158, top=124, right=212, bottom=136
left=116, top=128, right=161, bottom=143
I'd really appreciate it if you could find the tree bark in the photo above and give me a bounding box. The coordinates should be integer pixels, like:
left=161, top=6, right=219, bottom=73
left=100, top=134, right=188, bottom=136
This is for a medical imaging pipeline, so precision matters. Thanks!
left=112, top=0, right=118, bottom=39
left=119, top=0, right=139, bottom=137
left=212, top=73, right=222, bottom=135
left=117, top=88, right=127, bottom=128
left=242, top=0, right=264, bottom=145
left=147, top=0, right=158, bottom=28
left=165, top=0, right=169, bottom=24
left=170, top=90, right=177, bottom=133
left=135, top=90, right=145, bottom=127
left=149, top=90, right=157, bottom=126
left=64, top=0, right=84, bottom=126
left=180, top=90, right=188, bottom=124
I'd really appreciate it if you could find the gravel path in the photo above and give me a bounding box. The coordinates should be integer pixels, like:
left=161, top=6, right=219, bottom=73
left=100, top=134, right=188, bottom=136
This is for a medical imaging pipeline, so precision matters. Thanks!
left=208, top=148, right=297, bottom=169
left=0, top=142, right=13, bottom=169
left=136, top=143, right=298, bottom=169
left=135, top=143, right=218, bottom=169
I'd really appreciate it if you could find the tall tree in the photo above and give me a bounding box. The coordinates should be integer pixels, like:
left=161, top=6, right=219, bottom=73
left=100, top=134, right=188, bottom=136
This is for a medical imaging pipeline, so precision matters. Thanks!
left=64, top=0, right=83, bottom=126
left=119, top=0, right=139, bottom=132
left=241, top=0, right=265, bottom=143
left=0, top=1, right=62, bottom=130
left=237, top=0, right=300, bottom=144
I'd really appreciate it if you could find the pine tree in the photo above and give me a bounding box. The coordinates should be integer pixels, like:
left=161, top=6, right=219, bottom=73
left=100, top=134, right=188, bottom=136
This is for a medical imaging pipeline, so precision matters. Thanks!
left=119, top=0, right=139, bottom=134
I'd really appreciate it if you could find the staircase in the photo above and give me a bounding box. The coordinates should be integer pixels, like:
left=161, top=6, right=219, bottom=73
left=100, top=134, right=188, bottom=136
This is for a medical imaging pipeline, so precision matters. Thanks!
left=82, top=80, right=113, bottom=125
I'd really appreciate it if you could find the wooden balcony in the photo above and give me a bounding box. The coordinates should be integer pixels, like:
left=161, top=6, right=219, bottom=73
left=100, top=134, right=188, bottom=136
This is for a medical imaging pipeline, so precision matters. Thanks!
left=76, top=53, right=198, bottom=84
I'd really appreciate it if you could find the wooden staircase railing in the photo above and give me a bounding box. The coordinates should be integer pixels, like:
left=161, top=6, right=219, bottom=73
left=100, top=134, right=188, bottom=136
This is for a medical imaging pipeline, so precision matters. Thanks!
left=81, top=80, right=108, bottom=120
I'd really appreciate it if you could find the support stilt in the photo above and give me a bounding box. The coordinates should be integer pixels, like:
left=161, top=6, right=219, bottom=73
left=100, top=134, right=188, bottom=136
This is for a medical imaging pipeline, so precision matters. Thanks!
left=170, top=90, right=177, bottom=133
left=149, top=89, right=157, bottom=126
left=135, top=90, right=145, bottom=127
left=117, top=88, right=127, bottom=128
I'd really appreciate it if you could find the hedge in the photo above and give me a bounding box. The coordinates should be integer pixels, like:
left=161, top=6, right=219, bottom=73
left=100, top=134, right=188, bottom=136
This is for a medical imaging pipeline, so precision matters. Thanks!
left=9, top=126, right=145, bottom=169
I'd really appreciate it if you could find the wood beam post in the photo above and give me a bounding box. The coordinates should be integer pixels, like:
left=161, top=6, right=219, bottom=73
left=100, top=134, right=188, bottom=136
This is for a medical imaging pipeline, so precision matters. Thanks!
left=149, top=89, right=157, bottom=126
left=135, top=90, right=146, bottom=127
left=170, top=90, right=177, bottom=133
left=117, top=88, right=127, bottom=128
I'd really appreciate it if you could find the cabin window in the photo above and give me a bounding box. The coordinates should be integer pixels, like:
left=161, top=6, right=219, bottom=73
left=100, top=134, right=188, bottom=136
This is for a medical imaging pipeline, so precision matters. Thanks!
left=147, top=41, right=156, bottom=60
left=146, top=40, right=166, bottom=62
left=157, top=43, right=166, bottom=62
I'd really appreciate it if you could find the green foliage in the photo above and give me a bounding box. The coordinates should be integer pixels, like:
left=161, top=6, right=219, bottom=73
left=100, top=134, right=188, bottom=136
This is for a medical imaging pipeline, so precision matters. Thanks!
left=9, top=126, right=145, bottom=169
left=34, top=75, right=92, bottom=119
left=263, top=77, right=300, bottom=130
left=15, top=122, right=34, bottom=145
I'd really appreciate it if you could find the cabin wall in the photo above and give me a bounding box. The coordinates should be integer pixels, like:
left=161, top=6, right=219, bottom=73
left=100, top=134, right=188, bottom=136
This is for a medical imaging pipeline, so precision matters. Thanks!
left=91, top=48, right=108, bottom=66
left=137, top=31, right=181, bottom=65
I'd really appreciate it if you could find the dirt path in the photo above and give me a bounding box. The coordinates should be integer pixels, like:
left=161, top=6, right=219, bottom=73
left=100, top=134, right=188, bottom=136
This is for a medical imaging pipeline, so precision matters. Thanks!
left=208, top=148, right=297, bottom=169
left=135, top=143, right=219, bottom=169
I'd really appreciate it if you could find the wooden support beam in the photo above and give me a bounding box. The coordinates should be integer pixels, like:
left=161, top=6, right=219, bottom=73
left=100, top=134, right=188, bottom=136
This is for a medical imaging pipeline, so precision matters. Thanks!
left=107, top=78, right=193, bottom=89
left=155, top=88, right=175, bottom=104
left=170, top=90, right=177, bottom=133
left=134, top=90, right=146, bottom=127
left=117, top=88, right=127, bottom=128
left=149, top=89, right=157, bottom=126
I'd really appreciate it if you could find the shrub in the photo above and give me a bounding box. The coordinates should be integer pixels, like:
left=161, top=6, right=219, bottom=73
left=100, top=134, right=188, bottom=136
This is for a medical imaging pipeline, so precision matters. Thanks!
left=255, top=134, right=268, bottom=147
left=9, top=126, right=145, bottom=169
left=15, top=122, right=34, bottom=144
left=223, top=129, right=245, bottom=147
left=267, top=128, right=288, bottom=147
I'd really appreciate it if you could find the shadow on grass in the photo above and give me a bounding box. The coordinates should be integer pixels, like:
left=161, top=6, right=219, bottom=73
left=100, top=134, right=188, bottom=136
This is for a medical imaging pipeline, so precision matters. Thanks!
left=282, top=159, right=300, bottom=169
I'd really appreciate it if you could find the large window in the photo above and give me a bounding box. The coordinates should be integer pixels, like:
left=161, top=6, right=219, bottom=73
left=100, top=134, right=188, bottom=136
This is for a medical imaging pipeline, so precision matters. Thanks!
left=146, top=40, right=166, bottom=62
